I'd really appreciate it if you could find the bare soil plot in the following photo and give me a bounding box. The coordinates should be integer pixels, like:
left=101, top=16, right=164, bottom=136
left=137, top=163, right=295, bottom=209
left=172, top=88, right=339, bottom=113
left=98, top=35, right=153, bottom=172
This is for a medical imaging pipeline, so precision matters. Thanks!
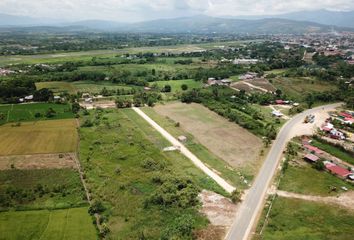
left=0, top=153, right=77, bottom=170
left=154, top=102, right=263, bottom=173
left=245, top=79, right=276, bottom=92
left=80, top=100, right=116, bottom=110
left=0, top=119, right=78, bottom=156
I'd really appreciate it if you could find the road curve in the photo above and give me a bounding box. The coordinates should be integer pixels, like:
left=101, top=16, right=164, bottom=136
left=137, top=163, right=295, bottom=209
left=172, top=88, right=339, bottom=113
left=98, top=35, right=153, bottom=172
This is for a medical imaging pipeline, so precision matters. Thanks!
left=225, top=103, right=342, bottom=240
left=132, top=107, right=236, bottom=194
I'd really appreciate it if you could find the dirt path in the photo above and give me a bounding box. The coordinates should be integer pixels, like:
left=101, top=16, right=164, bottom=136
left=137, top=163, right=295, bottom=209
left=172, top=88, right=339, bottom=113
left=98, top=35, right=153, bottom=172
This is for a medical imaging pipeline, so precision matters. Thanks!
left=132, top=107, right=236, bottom=193
left=276, top=190, right=354, bottom=210
left=242, top=81, right=269, bottom=92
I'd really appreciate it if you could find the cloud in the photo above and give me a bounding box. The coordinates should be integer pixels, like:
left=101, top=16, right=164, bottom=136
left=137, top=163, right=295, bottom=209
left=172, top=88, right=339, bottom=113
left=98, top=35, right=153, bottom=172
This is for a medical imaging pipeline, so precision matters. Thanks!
left=0, top=0, right=353, bottom=21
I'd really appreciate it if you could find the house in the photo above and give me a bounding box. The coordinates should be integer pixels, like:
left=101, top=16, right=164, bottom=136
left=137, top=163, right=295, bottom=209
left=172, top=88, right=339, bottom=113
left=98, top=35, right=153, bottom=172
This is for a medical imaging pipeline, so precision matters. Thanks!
left=24, top=95, right=34, bottom=101
left=304, top=153, right=319, bottom=163
left=325, top=163, right=351, bottom=179
left=233, top=59, right=259, bottom=65
left=339, top=112, right=352, bottom=119
left=303, top=144, right=324, bottom=155
left=275, top=100, right=284, bottom=105
left=207, top=78, right=232, bottom=86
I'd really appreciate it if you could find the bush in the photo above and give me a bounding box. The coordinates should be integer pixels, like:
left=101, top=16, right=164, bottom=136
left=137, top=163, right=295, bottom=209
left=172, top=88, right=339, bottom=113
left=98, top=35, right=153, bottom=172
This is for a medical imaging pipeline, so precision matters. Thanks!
left=161, top=214, right=195, bottom=240
left=88, top=200, right=106, bottom=215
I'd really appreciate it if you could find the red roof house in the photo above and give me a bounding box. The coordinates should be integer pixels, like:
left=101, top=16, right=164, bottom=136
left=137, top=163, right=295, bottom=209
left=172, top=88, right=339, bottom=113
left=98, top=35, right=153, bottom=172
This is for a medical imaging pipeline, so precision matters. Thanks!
left=303, top=144, right=324, bottom=155
left=275, top=100, right=284, bottom=105
left=325, top=164, right=351, bottom=178
left=339, top=112, right=352, bottom=119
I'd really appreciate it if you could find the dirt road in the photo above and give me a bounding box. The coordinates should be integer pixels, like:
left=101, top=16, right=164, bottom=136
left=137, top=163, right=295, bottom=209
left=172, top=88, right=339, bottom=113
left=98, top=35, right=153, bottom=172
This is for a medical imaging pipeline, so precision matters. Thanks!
left=132, top=107, right=236, bottom=194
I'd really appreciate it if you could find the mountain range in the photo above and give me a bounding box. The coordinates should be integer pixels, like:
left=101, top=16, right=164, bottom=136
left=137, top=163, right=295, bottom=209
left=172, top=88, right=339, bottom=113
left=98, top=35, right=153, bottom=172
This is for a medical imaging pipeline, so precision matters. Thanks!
left=0, top=10, right=353, bottom=34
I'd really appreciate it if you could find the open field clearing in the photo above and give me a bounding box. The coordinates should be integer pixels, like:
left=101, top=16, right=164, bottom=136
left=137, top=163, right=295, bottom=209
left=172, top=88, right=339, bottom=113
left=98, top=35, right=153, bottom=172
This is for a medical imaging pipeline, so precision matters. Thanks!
left=0, top=103, right=74, bottom=125
left=0, top=119, right=78, bottom=155
left=0, top=169, right=86, bottom=210
left=141, top=107, right=250, bottom=188
left=278, top=160, right=354, bottom=196
left=79, top=108, right=225, bottom=239
left=272, top=77, right=337, bottom=100
left=152, top=102, right=263, bottom=176
left=0, top=153, right=77, bottom=170
left=35, top=81, right=76, bottom=94
left=254, top=197, right=354, bottom=240
left=0, top=207, right=96, bottom=240
left=151, top=79, right=203, bottom=93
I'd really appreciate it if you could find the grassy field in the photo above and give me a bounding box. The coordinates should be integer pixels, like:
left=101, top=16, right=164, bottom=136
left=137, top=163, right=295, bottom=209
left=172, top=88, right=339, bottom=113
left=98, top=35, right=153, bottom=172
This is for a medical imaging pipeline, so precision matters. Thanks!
left=278, top=161, right=354, bottom=196
left=0, top=169, right=86, bottom=210
left=0, top=207, right=96, bottom=240
left=0, top=119, right=78, bottom=155
left=0, top=103, right=74, bottom=125
left=151, top=102, right=264, bottom=178
left=311, top=138, right=354, bottom=165
left=255, top=197, right=354, bottom=240
left=151, top=79, right=203, bottom=93
left=141, top=106, right=249, bottom=188
left=79, top=108, right=224, bottom=239
left=272, top=77, right=337, bottom=101
left=35, top=82, right=77, bottom=94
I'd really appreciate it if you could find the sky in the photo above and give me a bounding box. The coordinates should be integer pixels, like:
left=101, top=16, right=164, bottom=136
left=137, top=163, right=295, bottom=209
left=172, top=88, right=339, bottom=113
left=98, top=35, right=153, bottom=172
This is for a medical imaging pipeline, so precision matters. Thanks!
left=1, top=0, right=354, bottom=22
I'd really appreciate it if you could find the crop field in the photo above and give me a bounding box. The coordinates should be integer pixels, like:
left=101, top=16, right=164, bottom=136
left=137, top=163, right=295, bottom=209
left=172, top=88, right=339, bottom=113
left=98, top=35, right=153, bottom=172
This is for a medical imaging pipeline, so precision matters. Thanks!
left=0, top=103, right=74, bottom=125
left=79, top=108, right=224, bottom=239
left=272, top=77, right=337, bottom=100
left=35, top=81, right=77, bottom=94
left=0, top=119, right=78, bottom=155
left=152, top=102, right=263, bottom=176
left=255, top=197, right=354, bottom=240
left=151, top=79, right=203, bottom=93
left=0, top=207, right=96, bottom=240
left=278, top=160, right=354, bottom=196
left=0, top=168, right=86, bottom=210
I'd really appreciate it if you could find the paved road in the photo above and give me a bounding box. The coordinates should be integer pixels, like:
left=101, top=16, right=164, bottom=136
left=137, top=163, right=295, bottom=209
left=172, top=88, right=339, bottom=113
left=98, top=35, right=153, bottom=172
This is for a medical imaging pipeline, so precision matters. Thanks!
left=225, top=103, right=341, bottom=240
left=132, top=107, right=236, bottom=193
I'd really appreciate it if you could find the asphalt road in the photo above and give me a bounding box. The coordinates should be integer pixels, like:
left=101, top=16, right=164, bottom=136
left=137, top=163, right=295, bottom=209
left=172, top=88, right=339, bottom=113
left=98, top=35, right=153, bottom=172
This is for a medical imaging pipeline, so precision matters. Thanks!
left=132, top=107, right=236, bottom=193
left=225, top=103, right=342, bottom=240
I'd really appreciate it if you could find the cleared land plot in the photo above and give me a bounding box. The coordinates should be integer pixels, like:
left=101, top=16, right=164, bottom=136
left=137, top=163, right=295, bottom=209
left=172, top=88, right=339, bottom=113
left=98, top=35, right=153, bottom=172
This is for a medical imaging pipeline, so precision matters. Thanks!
left=153, top=102, right=263, bottom=175
left=279, top=160, right=354, bottom=196
left=0, top=103, right=74, bottom=125
left=0, top=169, right=86, bottom=210
left=244, top=79, right=277, bottom=92
left=0, top=207, right=96, bottom=240
left=0, top=153, right=77, bottom=170
left=79, top=108, right=224, bottom=239
left=0, top=119, right=78, bottom=156
left=151, top=79, right=203, bottom=93
left=255, top=197, right=354, bottom=240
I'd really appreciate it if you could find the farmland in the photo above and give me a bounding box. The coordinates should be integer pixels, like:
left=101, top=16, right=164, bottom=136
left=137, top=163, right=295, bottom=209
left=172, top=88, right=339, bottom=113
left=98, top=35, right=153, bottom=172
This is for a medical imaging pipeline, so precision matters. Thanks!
left=79, top=108, right=225, bottom=239
left=255, top=197, right=354, bottom=240
left=0, top=103, right=74, bottom=125
left=0, top=169, right=86, bottom=210
left=0, top=207, right=96, bottom=240
left=0, top=119, right=78, bottom=155
left=151, top=102, right=264, bottom=177
left=151, top=79, right=203, bottom=93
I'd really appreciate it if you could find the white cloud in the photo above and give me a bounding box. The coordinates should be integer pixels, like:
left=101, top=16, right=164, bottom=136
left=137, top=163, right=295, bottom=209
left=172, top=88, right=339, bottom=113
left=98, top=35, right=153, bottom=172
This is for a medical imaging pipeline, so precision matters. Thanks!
left=0, top=0, right=353, bottom=21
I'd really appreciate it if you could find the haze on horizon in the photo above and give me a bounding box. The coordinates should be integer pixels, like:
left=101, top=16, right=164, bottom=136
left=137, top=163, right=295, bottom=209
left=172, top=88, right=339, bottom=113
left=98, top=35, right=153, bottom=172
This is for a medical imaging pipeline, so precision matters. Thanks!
left=1, top=0, right=354, bottom=23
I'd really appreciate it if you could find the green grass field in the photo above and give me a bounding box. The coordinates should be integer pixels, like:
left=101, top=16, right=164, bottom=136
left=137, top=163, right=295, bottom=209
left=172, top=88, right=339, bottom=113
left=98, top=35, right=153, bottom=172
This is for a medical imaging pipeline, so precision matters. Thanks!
left=0, top=103, right=74, bottom=125
left=256, top=197, right=354, bottom=240
left=311, top=138, right=354, bottom=165
left=79, top=108, right=224, bottom=239
left=272, top=77, right=337, bottom=101
left=0, top=119, right=78, bottom=155
left=151, top=79, right=203, bottom=93
left=35, top=82, right=77, bottom=94
left=0, top=207, right=96, bottom=240
left=278, top=161, right=353, bottom=196
left=0, top=169, right=86, bottom=210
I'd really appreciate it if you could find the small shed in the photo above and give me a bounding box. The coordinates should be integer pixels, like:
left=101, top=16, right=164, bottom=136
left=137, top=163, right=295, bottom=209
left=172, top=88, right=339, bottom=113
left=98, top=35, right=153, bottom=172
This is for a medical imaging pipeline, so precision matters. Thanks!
left=177, top=136, right=187, bottom=142
left=304, top=153, right=319, bottom=162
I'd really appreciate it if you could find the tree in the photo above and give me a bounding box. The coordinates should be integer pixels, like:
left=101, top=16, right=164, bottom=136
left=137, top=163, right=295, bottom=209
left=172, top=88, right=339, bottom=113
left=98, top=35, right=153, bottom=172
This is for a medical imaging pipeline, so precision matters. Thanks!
left=161, top=214, right=195, bottom=240
left=305, top=93, right=315, bottom=108
left=163, top=85, right=171, bottom=93
left=45, top=108, right=56, bottom=118
left=34, top=88, right=53, bottom=102
left=181, top=84, right=188, bottom=91
left=313, top=160, right=325, bottom=171
left=71, top=102, right=81, bottom=114
left=231, top=190, right=242, bottom=203
left=275, top=89, right=282, bottom=97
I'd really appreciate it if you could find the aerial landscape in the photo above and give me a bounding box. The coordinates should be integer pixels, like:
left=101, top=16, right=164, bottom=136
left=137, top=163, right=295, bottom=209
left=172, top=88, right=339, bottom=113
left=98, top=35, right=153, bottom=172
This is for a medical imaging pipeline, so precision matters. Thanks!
left=0, top=0, right=354, bottom=240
